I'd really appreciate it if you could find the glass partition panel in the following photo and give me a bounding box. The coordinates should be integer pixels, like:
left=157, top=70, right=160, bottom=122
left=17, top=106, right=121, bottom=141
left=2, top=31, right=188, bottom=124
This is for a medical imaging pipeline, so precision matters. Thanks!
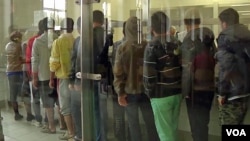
left=0, top=0, right=250, bottom=141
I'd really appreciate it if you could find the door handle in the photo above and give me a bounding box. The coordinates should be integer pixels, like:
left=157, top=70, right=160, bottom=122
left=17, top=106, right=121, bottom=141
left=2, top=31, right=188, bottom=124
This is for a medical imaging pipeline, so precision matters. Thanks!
left=76, top=72, right=102, bottom=80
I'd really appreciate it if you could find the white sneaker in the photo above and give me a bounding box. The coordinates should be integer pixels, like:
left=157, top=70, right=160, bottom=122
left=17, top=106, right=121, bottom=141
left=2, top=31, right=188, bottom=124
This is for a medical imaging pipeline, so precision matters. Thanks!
left=31, top=120, right=43, bottom=127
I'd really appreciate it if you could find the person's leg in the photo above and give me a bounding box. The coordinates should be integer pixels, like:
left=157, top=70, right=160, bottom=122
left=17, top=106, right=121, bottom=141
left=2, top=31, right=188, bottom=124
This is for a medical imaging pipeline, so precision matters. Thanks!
left=0, top=109, right=4, bottom=141
left=71, top=89, right=82, bottom=139
left=24, top=101, right=34, bottom=121
left=138, top=94, right=159, bottom=141
left=99, top=93, right=108, bottom=141
left=32, top=87, right=42, bottom=124
left=150, top=95, right=181, bottom=141
left=186, top=92, right=213, bottom=141
left=55, top=79, right=66, bottom=130
left=45, top=108, right=55, bottom=131
left=219, top=97, right=249, bottom=125
left=58, top=106, right=66, bottom=129
left=58, top=79, right=74, bottom=139
left=40, top=80, right=56, bottom=133
left=63, top=115, right=74, bottom=136
left=125, top=94, right=141, bottom=141
left=93, top=82, right=101, bottom=141
left=112, top=96, right=126, bottom=141
left=8, top=75, right=23, bottom=120
left=21, top=71, right=34, bottom=121
left=172, top=95, right=182, bottom=141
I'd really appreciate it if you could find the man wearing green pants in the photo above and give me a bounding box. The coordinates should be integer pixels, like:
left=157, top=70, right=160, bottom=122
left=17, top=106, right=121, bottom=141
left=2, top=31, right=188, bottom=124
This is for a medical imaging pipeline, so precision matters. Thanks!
left=143, top=11, right=182, bottom=141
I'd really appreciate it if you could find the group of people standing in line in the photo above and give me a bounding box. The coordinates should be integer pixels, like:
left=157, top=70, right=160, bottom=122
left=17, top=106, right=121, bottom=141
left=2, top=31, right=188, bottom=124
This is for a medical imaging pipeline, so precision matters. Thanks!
left=4, top=7, right=250, bottom=141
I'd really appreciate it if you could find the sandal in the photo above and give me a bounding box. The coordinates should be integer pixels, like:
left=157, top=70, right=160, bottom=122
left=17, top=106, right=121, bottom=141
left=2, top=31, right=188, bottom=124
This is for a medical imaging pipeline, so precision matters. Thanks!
left=59, top=132, right=74, bottom=140
left=60, top=127, right=67, bottom=130
left=41, top=128, right=56, bottom=134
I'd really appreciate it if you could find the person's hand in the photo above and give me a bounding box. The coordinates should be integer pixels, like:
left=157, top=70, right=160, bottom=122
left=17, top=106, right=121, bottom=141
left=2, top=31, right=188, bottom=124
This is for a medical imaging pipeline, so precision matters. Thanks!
left=218, top=96, right=225, bottom=106
left=32, top=78, right=38, bottom=89
left=118, top=94, right=128, bottom=107
left=68, top=84, right=74, bottom=91
left=49, top=79, right=55, bottom=89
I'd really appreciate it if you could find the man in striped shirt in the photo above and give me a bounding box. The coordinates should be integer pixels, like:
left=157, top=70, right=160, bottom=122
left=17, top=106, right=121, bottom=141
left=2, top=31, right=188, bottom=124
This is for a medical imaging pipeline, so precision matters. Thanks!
left=143, top=11, right=182, bottom=141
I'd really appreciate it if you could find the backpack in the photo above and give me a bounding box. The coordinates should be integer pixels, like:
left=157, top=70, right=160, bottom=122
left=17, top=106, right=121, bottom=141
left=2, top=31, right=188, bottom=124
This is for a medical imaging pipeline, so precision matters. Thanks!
left=181, top=27, right=216, bottom=96
left=192, top=36, right=216, bottom=92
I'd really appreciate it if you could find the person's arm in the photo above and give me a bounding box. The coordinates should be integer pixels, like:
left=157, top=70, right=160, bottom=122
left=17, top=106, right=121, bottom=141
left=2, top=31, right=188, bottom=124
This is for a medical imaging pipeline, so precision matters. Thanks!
left=49, top=39, right=60, bottom=88
left=113, top=45, right=127, bottom=106
left=69, top=37, right=79, bottom=83
left=113, top=45, right=126, bottom=96
left=216, top=34, right=233, bottom=105
left=49, top=39, right=61, bottom=73
left=143, top=44, right=159, bottom=96
left=25, top=38, right=34, bottom=78
left=31, top=39, right=39, bottom=88
left=26, top=39, right=33, bottom=64
left=49, top=72, right=56, bottom=88
left=69, top=37, right=80, bottom=90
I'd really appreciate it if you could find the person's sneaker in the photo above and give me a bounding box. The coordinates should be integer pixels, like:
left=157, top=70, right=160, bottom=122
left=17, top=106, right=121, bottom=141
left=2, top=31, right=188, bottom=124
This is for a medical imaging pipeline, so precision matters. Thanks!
left=41, top=127, right=56, bottom=134
left=31, top=120, right=43, bottom=127
left=26, top=114, right=35, bottom=122
left=14, top=114, right=23, bottom=121
left=74, top=136, right=82, bottom=141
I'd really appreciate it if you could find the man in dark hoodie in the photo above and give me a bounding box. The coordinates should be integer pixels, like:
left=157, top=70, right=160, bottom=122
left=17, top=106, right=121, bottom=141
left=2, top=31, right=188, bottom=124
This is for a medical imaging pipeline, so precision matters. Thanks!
left=111, top=21, right=129, bottom=141
left=113, top=16, right=159, bottom=141
left=216, top=8, right=250, bottom=125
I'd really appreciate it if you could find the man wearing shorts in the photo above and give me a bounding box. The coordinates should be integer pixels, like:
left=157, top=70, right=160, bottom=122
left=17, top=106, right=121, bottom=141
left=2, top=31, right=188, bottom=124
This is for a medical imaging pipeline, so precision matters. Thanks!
left=32, top=17, right=58, bottom=133
left=49, top=17, right=75, bottom=140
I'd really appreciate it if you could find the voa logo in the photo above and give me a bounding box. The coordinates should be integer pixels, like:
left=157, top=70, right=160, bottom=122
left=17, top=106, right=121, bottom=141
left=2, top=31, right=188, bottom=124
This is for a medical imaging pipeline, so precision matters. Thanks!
left=226, top=129, right=247, bottom=136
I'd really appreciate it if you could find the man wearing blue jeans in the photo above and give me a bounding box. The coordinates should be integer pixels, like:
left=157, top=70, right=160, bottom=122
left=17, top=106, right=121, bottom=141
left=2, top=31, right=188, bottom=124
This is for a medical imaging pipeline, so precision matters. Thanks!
left=92, top=10, right=107, bottom=141
left=68, top=16, right=82, bottom=141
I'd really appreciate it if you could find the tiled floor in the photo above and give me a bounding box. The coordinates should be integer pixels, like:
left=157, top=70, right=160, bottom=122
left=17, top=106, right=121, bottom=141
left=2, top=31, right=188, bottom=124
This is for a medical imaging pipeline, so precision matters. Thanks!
left=1, top=105, right=68, bottom=141
left=1, top=96, right=250, bottom=141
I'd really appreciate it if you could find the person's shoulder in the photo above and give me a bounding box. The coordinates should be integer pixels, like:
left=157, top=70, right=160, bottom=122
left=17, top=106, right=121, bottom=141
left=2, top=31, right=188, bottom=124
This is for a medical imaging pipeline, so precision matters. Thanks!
left=5, top=41, right=14, bottom=47
left=5, top=41, right=17, bottom=51
left=93, top=26, right=104, bottom=33
left=75, top=36, right=80, bottom=41
left=28, top=35, right=39, bottom=42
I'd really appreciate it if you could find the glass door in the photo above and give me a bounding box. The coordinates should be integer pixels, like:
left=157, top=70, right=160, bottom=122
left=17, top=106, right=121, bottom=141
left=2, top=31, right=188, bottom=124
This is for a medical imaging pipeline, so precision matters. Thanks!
left=79, top=0, right=151, bottom=141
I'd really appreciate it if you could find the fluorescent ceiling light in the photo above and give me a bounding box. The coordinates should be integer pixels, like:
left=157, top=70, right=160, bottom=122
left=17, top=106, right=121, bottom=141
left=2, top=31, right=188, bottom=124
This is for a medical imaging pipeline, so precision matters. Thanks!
left=241, top=13, right=250, bottom=16
left=232, top=4, right=250, bottom=6
left=238, top=11, right=250, bottom=13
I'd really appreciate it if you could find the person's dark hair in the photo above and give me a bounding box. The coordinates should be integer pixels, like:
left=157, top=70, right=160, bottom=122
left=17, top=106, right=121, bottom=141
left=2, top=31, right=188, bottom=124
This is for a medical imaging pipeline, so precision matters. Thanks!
left=77, top=16, right=81, bottom=29
left=93, top=10, right=104, bottom=24
left=37, top=19, right=45, bottom=35
left=184, top=8, right=201, bottom=25
left=151, top=11, right=169, bottom=34
left=219, top=8, right=239, bottom=26
left=122, top=21, right=126, bottom=36
left=42, top=17, right=55, bottom=31
left=60, top=17, right=74, bottom=33
left=9, top=31, right=22, bottom=42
